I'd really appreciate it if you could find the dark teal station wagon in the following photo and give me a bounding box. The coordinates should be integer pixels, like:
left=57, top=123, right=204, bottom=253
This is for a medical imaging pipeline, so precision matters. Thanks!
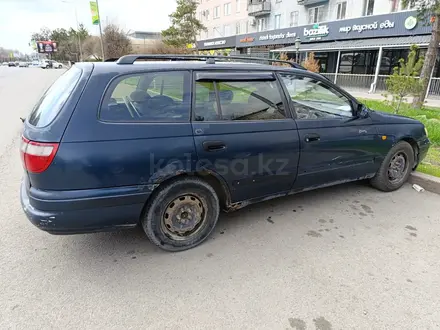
left=20, top=55, right=430, bottom=251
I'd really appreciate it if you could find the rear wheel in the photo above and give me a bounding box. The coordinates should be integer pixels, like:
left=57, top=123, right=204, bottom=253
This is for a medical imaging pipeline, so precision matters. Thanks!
left=142, top=177, right=220, bottom=252
left=370, top=141, right=414, bottom=192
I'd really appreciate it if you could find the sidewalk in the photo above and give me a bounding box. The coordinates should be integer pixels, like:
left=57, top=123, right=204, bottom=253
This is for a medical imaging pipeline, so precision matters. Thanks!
left=350, top=91, right=440, bottom=108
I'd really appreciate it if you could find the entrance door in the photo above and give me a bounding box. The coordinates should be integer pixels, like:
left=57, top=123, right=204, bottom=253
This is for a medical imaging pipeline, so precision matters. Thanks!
left=278, top=72, right=379, bottom=191
left=192, top=71, right=300, bottom=203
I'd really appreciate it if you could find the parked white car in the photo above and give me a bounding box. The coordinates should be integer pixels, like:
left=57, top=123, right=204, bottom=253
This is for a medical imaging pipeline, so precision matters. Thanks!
left=52, top=61, right=63, bottom=69
left=40, top=60, right=63, bottom=69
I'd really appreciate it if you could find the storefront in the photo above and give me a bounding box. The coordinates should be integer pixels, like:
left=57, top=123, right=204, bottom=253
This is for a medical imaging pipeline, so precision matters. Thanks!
left=195, top=36, right=236, bottom=55
left=197, top=10, right=431, bottom=69
left=195, top=10, right=438, bottom=95
left=270, top=11, right=431, bottom=74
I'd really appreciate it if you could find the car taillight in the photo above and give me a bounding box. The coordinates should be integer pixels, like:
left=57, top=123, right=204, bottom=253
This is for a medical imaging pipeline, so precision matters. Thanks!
left=20, top=136, right=59, bottom=173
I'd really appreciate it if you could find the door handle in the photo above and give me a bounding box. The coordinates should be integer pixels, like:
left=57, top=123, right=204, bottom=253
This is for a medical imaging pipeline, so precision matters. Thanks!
left=203, top=141, right=226, bottom=151
left=305, top=134, right=320, bottom=143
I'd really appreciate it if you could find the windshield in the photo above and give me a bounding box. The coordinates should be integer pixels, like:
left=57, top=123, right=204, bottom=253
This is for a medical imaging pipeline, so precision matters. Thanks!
left=28, top=66, right=82, bottom=127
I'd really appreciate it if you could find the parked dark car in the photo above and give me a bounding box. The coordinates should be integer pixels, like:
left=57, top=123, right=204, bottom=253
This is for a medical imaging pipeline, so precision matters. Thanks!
left=20, top=55, right=430, bottom=251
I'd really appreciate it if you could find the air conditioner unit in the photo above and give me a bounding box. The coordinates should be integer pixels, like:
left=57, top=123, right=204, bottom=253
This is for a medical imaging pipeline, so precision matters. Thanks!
left=250, top=19, right=256, bottom=26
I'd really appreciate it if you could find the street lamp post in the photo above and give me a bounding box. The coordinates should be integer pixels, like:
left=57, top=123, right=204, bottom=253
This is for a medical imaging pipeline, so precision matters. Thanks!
left=295, top=37, right=301, bottom=64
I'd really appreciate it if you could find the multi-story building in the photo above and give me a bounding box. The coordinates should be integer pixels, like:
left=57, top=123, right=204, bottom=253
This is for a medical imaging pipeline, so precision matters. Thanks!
left=197, top=0, right=249, bottom=39
left=246, top=0, right=414, bottom=32
left=197, top=0, right=415, bottom=39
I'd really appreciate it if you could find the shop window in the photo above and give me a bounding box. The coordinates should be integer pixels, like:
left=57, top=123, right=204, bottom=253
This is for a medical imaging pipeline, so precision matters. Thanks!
left=224, top=3, right=231, bottom=16
left=379, top=49, right=424, bottom=75
left=336, top=1, right=347, bottom=20
left=308, top=6, right=325, bottom=24
left=338, top=51, right=378, bottom=75
left=314, top=52, right=329, bottom=73
left=213, top=6, right=220, bottom=19
left=274, top=14, right=281, bottom=29
left=290, top=11, right=299, bottom=27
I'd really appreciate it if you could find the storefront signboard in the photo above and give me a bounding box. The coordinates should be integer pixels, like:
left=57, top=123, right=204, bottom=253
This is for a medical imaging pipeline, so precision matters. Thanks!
left=196, top=36, right=236, bottom=50
left=339, top=19, right=395, bottom=34
left=304, top=24, right=330, bottom=40
left=198, top=10, right=430, bottom=49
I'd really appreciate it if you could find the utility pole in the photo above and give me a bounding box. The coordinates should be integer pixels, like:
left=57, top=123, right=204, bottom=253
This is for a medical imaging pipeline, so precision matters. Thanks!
left=96, top=0, right=105, bottom=61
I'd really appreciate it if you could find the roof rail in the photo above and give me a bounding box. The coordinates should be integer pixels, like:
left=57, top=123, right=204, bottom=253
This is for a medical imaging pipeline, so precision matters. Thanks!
left=115, top=54, right=306, bottom=69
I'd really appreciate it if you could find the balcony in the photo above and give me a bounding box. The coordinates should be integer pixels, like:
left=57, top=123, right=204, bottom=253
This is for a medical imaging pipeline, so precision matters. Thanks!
left=248, top=1, right=271, bottom=17
left=297, top=0, right=328, bottom=5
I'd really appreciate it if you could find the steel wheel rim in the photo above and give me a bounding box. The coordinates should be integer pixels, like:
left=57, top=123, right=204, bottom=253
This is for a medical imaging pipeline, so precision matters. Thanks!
left=161, top=194, right=207, bottom=241
left=388, top=151, right=408, bottom=184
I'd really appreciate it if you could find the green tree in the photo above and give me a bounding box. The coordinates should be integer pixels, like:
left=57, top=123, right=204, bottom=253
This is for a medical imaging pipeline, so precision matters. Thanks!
left=103, top=24, right=132, bottom=59
left=82, top=24, right=132, bottom=60
left=30, top=27, right=52, bottom=43
left=31, top=26, right=90, bottom=61
left=402, top=0, right=440, bottom=107
left=162, top=0, right=206, bottom=48
left=384, top=45, right=424, bottom=113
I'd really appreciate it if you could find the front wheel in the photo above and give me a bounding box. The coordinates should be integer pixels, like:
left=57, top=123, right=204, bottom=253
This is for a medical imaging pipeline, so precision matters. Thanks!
left=142, top=177, right=220, bottom=252
left=370, top=141, right=414, bottom=192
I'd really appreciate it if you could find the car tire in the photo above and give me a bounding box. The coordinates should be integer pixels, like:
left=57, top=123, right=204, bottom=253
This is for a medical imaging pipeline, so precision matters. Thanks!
left=142, top=177, right=220, bottom=252
left=370, top=141, right=414, bottom=192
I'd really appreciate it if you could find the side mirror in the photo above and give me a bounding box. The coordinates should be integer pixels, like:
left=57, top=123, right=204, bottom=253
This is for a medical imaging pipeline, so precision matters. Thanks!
left=356, top=103, right=369, bottom=118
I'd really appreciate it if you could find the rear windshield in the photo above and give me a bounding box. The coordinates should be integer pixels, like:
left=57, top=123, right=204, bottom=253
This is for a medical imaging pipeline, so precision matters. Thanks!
left=28, top=66, right=82, bottom=127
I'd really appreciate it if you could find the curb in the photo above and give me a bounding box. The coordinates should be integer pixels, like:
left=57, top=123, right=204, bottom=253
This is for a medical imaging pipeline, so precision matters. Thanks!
left=409, top=172, right=440, bottom=195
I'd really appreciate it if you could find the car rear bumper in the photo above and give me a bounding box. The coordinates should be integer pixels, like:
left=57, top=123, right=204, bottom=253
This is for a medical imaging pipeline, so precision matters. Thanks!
left=20, top=177, right=151, bottom=234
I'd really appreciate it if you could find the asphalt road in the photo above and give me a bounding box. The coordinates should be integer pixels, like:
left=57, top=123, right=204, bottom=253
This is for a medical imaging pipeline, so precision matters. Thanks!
left=1, top=66, right=440, bottom=330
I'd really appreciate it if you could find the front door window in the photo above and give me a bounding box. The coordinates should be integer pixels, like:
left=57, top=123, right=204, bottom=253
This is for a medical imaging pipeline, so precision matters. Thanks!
left=278, top=74, right=353, bottom=120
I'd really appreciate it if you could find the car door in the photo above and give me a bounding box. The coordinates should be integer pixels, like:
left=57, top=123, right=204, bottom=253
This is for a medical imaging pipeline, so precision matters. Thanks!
left=191, top=71, right=300, bottom=203
left=277, top=72, right=380, bottom=192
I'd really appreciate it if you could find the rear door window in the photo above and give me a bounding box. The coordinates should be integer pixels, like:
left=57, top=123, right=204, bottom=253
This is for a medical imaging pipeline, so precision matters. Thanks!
left=100, top=71, right=190, bottom=122
left=28, top=66, right=82, bottom=127
left=194, top=79, right=287, bottom=121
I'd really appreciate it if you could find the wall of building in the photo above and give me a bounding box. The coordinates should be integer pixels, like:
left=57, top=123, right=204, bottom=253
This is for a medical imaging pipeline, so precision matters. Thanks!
left=196, top=0, right=417, bottom=41
left=197, top=0, right=250, bottom=40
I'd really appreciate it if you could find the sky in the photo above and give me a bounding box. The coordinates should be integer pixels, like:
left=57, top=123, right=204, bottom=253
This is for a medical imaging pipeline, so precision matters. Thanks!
left=0, top=0, right=176, bottom=53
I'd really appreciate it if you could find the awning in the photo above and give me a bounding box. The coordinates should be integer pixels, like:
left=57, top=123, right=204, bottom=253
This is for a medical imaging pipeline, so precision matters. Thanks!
left=271, top=35, right=431, bottom=52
